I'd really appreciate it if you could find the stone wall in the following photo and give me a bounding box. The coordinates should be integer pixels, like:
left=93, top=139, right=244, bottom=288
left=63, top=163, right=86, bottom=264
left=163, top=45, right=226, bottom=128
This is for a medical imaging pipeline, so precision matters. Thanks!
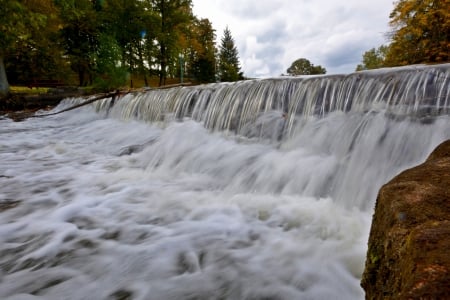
left=361, top=140, right=450, bottom=299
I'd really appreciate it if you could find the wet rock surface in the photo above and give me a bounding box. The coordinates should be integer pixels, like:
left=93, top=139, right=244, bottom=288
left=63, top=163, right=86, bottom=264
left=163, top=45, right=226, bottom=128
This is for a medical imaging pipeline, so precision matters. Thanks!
left=362, top=140, right=450, bottom=299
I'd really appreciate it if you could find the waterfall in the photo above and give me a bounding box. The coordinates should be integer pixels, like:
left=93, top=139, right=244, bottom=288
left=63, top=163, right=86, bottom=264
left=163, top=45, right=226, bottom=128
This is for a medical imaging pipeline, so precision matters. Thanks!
left=1, top=63, right=449, bottom=300
left=94, top=63, right=449, bottom=137
left=87, top=63, right=450, bottom=210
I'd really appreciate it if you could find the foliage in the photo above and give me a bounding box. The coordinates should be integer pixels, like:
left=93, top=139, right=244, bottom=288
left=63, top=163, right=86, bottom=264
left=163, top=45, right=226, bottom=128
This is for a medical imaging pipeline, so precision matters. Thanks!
left=188, top=18, right=217, bottom=83
left=0, top=1, right=25, bottom=54
left=57, top=0, right=101, bottom=86
left=0, top=0, right=62, bottom=96
left=356, top=45, right=389, bottom=71
left=0, top=0, right=23, bottom=96
left=92, top=34, right=128, bottom=91
left=102, top=0, right=148, bottom=87
left=286, top=58, right=326, bottom=75
left=0, top=0, right=235, bottom=93
left=0, top=0, right=59, bottom=53
left=150, top=0, right=194, bottom=86
left=385, top=0, right=449, bottom=66
left=218, top=27, right=242, bottom=82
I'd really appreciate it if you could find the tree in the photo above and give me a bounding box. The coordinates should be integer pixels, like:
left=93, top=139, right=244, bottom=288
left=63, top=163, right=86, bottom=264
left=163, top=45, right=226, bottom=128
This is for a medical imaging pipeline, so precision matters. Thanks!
left=1, top=0, right=30, bottom=96
left=0, top=0, right=242, bottom=97
left=91, top=33, right=128, bottom=91
left=102, top=0, right=148, bottom=87
left=188, top=18, right=216, bottom=83
left=151, top=0, right=194, bottom=86
left=385, top=0, right=450, bottom=66
left=0, top=55, right=8, bottom=98
left=0, top=0, right=61, bottom=97
left=218, top=26, right=242, bottom=82
left=356, top=45, right=389, bottom=71
left=286, top=58, right=326, bottom=75
left=57, top=0, right=101, bottom=86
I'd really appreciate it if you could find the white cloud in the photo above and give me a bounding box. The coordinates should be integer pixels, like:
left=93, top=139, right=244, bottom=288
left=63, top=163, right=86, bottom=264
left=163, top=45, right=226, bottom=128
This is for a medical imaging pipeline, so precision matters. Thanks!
left=192, top=0, right=393, bottom=77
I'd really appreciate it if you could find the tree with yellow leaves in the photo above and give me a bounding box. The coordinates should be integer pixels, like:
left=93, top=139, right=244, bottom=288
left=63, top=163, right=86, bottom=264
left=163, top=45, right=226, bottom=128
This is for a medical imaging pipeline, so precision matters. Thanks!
left=385, top=0, right=450, bottom=66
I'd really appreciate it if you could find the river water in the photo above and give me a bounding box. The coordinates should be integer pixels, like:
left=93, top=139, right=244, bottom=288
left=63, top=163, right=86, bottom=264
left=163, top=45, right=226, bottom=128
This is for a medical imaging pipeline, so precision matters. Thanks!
left=1, top=65, right=449, bottom=299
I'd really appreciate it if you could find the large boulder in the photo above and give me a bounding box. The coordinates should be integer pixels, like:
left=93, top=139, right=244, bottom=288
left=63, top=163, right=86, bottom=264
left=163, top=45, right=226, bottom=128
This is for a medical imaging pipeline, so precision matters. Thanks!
left=361, top=140, right=450, bottom=299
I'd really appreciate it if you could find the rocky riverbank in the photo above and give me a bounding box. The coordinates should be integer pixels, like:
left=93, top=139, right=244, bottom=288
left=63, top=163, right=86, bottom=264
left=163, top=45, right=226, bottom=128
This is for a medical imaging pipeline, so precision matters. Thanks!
left=361, top=140, right=450, bottom=299
left=0, top=87, right=87, bottom=111
left=0, top=87, right=96, bottom=121
left=0, top=83, right=191, bottom=118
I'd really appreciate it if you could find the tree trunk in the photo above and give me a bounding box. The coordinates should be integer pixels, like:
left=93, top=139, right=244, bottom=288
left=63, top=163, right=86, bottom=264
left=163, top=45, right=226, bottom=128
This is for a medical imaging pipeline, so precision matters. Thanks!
left=0, top=56, right=10, bottom=98
left=137, top=42, right=148, bottom=87
left=159, top=0, right=167, bottom=87
left=159, top=53, right=167, bottom=87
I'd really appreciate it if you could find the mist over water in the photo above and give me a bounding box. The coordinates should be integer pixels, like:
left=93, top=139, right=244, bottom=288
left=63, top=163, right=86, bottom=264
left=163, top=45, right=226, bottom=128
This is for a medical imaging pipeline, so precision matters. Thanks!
left=1, top=64, right=449, bottom=299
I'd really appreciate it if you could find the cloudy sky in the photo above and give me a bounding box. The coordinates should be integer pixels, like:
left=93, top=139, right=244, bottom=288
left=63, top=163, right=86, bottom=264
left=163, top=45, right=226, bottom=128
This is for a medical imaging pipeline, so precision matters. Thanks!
left=191, top=0, right=394, bottom=78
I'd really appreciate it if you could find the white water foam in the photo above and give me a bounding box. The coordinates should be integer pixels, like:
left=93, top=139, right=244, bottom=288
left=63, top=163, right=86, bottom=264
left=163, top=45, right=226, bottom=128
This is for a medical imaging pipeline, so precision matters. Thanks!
left=1, top=101, right=449, bottom=299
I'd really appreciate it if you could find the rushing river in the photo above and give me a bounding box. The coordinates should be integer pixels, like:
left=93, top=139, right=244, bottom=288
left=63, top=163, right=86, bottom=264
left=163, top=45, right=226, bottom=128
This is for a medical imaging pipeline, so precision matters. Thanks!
left=1, top=64, right=449, bottom=299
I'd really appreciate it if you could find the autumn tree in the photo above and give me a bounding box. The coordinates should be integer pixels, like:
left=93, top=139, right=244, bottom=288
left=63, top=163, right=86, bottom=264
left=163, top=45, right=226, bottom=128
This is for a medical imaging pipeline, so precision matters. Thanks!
left=356, top=45, right=389, bottom=71
left=0, top=0, right=24, bottom=97
left=286, top=58, right=326, bottom=75
left=151, top=0, right=194, bottom=86
left=385, top=0, right=450, bottom=66
left=188, top=18, right=216, bottom=83
left=135, top=5, right=160, bottom=86
left=57, top=0, right=101, bottom=86
left=0, top=0, right=62, bottom=97
left=0, top=0, right=234, bottom=95
left=218, top=26, right=242, bottom=82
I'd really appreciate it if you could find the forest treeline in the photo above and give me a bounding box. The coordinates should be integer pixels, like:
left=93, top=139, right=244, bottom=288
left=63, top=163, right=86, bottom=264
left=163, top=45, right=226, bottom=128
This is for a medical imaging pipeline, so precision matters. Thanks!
left=0, top=0, right=243, bottom=94
left=1, top=0, right=448, bottom=97
left=357, top=0, right=449, bottom=71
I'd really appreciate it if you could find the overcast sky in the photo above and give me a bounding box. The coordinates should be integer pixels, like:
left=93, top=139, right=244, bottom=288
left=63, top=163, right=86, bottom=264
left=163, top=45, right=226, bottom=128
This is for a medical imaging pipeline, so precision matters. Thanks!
left=192, top=0, right=394, bottom=78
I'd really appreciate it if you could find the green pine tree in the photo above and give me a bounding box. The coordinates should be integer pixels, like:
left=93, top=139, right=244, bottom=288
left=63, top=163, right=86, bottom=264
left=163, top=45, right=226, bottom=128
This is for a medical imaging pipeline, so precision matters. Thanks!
left=218, top=26, right=242, bottom=82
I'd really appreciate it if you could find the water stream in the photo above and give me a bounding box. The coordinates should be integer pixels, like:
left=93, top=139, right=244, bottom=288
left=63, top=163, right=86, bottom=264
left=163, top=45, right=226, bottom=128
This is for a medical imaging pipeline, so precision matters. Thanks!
left=1, top=64, right=449, bottom=299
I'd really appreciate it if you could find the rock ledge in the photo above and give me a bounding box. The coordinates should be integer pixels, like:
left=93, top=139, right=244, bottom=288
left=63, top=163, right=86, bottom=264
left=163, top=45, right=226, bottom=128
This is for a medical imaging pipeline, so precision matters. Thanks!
left=361, top=140, right=450, bottom=299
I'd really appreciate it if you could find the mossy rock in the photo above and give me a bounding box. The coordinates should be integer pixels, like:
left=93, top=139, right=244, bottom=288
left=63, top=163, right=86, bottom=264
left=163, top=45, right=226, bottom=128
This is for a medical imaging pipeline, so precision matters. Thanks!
left=361, top=140, right=450, bottom=299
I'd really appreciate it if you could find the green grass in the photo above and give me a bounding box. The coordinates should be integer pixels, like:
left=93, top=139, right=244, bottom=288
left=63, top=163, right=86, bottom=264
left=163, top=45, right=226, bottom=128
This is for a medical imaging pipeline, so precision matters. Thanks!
left=10, top=86, right=49, bottom=94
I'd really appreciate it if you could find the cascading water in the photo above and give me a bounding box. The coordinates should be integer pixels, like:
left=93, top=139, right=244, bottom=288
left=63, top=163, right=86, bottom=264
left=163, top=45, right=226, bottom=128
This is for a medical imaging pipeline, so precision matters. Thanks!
left=1, top=64, right=449, bottom=299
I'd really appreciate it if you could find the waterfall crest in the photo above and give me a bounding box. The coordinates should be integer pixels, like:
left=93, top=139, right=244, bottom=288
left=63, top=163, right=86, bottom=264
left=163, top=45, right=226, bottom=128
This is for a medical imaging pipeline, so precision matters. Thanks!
left=91, top=63, right=450, bottom=140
